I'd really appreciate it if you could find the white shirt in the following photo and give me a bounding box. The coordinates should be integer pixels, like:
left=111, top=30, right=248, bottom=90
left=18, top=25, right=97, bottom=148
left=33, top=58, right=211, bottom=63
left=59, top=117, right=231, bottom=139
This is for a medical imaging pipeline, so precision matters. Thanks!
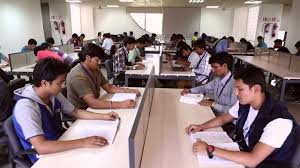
left=229, top=101, right=293, bottom=148
left=102, top=38, right=114, bottom=54
left=188, top=51, right=200, bottom=68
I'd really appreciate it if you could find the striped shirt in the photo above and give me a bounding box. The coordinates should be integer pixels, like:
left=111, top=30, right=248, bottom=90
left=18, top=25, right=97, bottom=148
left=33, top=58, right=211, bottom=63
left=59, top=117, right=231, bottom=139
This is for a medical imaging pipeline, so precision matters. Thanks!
left=192, top=51, right=211, bottom=84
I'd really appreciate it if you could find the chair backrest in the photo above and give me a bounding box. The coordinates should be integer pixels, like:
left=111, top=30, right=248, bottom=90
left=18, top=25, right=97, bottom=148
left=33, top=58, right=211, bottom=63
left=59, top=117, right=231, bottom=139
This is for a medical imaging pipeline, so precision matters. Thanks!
left=0, top=80, right=14, bottom=122
left=103, top=59, right=113, bottom=80
left=69, top=59, right=80, bottom=69
left=291, top=126, right=300, bottom=168
left=0, top=67, right=13, bottom=83
left=3, top=116, right=23, bottom=155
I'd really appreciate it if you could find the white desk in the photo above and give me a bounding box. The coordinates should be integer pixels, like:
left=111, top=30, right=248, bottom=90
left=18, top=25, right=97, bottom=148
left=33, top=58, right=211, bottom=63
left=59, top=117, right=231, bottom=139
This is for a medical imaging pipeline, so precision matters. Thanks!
left=141, top=88, right=243, bottom=168
left=68, top=52, right=79, bottom=60
left=159, top=62, right=196, bottom=87
left=125, top=64, right=154, bottom=86
left=32, top=88, right=145, bottom=168
left=235, top=56, right=300, bottom=101
left=229, top=52, right=254, bottom=56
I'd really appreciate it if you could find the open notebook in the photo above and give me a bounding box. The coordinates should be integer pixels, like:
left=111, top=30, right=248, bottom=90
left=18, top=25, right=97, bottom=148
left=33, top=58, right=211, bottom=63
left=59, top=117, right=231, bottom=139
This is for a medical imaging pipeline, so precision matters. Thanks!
left=77, top=119, right=120, bottom=144
left=180, top=94, right=204, bottom=105
left=111, top=93, right=137, bottom=102
left=190, top=132, right=241, bottom=165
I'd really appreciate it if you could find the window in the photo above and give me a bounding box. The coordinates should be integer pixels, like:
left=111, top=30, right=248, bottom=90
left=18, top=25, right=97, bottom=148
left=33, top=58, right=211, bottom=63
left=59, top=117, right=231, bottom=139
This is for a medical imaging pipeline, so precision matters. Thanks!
left=70, top=4, right=81, bottom=34
left=130, top=13, right=163, bottom=35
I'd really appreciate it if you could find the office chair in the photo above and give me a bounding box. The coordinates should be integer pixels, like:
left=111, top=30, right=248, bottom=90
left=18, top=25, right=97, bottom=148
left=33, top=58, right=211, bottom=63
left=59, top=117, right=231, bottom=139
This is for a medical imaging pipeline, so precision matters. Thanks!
left=4, top=116, right=35, bottom=168
left=291, top=126, right=300, bottom=168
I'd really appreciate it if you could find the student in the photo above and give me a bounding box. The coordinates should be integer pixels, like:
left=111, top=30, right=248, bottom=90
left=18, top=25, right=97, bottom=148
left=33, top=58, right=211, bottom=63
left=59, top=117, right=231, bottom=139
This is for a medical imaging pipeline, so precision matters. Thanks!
left=97, top=32, right=102, bottom=43
left=46, top=37, right=74, bottom=65
left=66, top=43, right=140, bottom=109
left=12, top=58, right=119, bottom=163
left=215, top=36, right=234, bottom=54
left=240, top=38, right=254, bottom=51
left=274, top=39, right=290, bottom=53
left=79, top=33, right=85, bottom=46
left=191, top=32, right=198, bottom=47
left=149, top=33, right=157, bottom=44
left=186, top=66, right=298, bottom=168
left=102, top=33, right=114, bottom=55
left=181, top=52, right=237, bottom=115
left=67, top=33, right=79, bottom=47
left=128, top=37, right=147, bottom=64
left=21, top=39, right=37, bottom=52
left=180, top=43, right=198, bottom=68
left=113, top=37, right=144, bottom=82
left=34, top=43, right=63, bottom=62
left=256, top=36, right=268, bottom=49
left=129, top=31, right=135, bottom=39
left=295, top=41, right=300, bottom=56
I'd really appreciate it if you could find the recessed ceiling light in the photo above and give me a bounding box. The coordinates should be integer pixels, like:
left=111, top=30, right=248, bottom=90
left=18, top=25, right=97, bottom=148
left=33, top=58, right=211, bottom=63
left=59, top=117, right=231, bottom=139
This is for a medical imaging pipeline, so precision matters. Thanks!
left=244, top=0, right=262, bottom=4
left=65, top=0, right=81, bottom=3
left=206, top=6, right=219, bottom=8
left=119, top=0, right=135, bottom=2
left=189, top=0, right=205, bottom=3
left=107, top=5, right=120, bottom=8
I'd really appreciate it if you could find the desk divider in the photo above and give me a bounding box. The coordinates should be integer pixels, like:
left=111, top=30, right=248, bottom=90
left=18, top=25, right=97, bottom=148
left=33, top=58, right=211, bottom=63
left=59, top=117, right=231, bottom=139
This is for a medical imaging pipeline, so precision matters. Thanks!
left=9, top=51, right=36, bottom=71
left=129, top=67, right=155, bottom=168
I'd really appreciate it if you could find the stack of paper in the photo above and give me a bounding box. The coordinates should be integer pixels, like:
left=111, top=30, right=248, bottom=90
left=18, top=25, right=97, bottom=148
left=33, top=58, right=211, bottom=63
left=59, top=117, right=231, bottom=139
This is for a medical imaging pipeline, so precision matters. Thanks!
left=180, top=94, right=204, bottom=105
left=190, top=132, right=241, bottom=165
left=77, top=119, right=120, bottom=144
left=111, top=93, right=137, bottom=102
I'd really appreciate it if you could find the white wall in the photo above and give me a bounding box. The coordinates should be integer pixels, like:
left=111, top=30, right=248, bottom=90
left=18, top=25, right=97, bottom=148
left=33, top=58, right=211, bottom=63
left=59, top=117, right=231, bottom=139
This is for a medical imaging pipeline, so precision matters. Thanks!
left=232, top=7, right=248, bottom=42
left=81, top=5, right=95, bottom=40
left=286, top=0, right=300, bottom=53
left=0, top=0, right=45, bottom=54
left=255, top=4, right=284, bottom=48
left=162, top=7, right=201, bottom=40
left=280, top=5, right=291, bottom=31
left=94, top=8, right=149, bottom=38
left=200, top=8, right=234, bottom=39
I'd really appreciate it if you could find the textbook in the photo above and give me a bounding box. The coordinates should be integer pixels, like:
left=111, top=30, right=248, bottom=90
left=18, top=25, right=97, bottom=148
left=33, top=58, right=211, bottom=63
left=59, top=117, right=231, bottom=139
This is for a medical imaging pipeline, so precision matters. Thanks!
left=190, top=132, right=242, bottom=166
left=180, top=94, right=204, bottom=105
left=111, top=93, right=137, bottom=102
left=77, top=119, right=120, bottom=144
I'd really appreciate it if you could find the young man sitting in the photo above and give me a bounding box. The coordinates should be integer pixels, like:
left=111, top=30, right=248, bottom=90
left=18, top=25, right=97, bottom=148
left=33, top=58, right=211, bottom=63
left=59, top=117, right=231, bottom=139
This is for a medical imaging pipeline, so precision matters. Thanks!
left=13, top=58, right=119, bottom=163
left=21, top=39, right=37, bottom=52
left=66, top=43, right=140, bottom=110
left=181, top=52, right=237, bottom=115
left=186, top=66, right=298, bottom=168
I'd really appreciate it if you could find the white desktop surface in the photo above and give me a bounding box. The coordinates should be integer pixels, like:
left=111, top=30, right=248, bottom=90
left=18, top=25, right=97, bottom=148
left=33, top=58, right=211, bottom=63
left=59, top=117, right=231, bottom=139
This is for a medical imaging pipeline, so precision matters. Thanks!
left=32, top=88, right=145, bottom=168
left=235, top=56, right=300, bottom=80
left=68, top=52, right=79, bottom=60
left=125, top=63, right=153, bottom=76
left=160, top=62, right=195, bottom=77
left=141, top=88, right=243, bottom=168
left=12, top=64, right=35, bottom=73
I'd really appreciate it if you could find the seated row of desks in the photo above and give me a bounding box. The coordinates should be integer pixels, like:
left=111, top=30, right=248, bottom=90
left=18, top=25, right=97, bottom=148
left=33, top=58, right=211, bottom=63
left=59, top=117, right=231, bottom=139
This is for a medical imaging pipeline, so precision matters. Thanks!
left=234, top=55, right=300, bottom=101
left=32, top=88, right=242, bottom=168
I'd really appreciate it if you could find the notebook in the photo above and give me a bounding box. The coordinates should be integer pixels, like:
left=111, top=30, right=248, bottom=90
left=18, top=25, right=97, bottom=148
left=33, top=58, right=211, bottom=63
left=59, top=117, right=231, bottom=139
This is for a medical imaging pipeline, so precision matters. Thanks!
left=180, top=94, right=204, bottom=105
left=111, top=93, right=137, bottom=102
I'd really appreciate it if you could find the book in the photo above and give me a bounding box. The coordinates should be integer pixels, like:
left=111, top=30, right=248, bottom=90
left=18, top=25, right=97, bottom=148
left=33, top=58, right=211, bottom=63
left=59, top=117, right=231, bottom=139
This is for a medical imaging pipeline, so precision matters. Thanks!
left=180, top=94, right=204, bottom=105
left=111, top=93, right=137, bottom=102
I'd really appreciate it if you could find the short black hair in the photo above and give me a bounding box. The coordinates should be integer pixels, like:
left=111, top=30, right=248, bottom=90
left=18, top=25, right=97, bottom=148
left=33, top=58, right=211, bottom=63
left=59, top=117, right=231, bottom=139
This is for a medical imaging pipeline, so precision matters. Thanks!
left=136, top=38, right=146, bottom=44
left=181, top=44, right=192, bottom=52
left=151, top=33, right=157, bottom=37
left=274, top=39, right=283, bottom=44
left=72, top=33, right=79, bottom=38
left=175, top=34, right=185, bottom=40
left=78, top=43, right=106, bottom=62
left=194, top=39, right=206, bottom=49
left=194, top=32, right=198, bottom=35
left=40, top=43, right=50, bottom=50
left=129, top=31, right=133, bottom=34
left=46, top=37, right=55, bottom=45
left=97, top=32, right=102, bottom=36
left=28, top=39, right=37, bottom=45
left=228, top=36, right=235, bottom=42
left=257, top=36, right=263, bottom=40
left=240, top=38, right=247, bottom=43
left=33, top=58, right=70, bottom=87
left=234, top=66, right=266, bottom=93
left=209, top=52, right=233, bottom=70
left=34, top=46, right=42, bottom=56
left=295, top=41, right=300, bottom=48
left=80, top=33, right=85, bottom=37
left=124, top=37, right=136, bottom=46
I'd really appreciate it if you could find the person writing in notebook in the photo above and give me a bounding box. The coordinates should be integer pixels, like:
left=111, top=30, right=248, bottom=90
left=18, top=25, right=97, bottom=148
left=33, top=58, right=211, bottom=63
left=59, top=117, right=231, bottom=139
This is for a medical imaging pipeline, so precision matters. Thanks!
left=181, top=52, right=237, bottom=115
left=13, top=58, right=119, bottom=163
left=66, top=43, right=140, bottom=110
left=186, top=66, right=298, bottom=168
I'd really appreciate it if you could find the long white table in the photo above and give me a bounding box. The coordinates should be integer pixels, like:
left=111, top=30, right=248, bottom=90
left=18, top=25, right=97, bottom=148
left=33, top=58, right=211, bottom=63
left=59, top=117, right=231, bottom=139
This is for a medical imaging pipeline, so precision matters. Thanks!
left=32, top=88, right=145, bottom=168
left=235, top=55, right=300, bottom=101
left=140, top=88, right=243, bottom=168
left=125, top=63, right=154, bottom=87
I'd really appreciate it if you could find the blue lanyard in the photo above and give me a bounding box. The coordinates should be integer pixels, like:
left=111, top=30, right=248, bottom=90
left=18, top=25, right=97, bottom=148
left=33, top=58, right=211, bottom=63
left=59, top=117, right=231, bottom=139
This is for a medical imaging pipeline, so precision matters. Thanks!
left=217, top=74, right=232, bottom=98
left=80, top=63, right=98, bottom=89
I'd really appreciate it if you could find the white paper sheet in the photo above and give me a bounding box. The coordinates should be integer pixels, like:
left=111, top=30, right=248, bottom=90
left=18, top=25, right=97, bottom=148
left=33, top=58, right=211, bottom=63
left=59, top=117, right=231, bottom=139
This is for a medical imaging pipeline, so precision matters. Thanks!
left=180, top=94, right=204, bottom=105
left=111, top=93, right=137, bottom=102
left=190, top=131, right=233, bottom=143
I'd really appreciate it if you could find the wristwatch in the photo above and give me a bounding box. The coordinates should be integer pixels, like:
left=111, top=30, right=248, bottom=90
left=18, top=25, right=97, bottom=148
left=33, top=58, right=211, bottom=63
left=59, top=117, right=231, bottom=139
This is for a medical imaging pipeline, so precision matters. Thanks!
left=206, top=145, right=215, bottom=159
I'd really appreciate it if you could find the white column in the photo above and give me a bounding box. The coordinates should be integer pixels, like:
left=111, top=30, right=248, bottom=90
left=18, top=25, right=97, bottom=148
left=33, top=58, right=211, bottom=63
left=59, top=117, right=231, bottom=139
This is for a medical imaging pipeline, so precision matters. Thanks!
left=286, top=0, right=300, bottom=54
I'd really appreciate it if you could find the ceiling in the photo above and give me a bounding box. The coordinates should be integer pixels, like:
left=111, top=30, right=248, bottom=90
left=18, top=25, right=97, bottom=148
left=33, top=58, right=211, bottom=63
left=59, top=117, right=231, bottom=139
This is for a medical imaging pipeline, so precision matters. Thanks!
left=63, top=0, right=293, bottom=8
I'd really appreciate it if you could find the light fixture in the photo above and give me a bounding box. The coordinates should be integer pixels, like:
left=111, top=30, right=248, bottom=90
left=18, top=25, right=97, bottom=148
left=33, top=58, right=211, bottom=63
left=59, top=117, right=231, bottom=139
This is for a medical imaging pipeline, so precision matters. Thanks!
left=107, top=5, right=120, bottom=8
left=119, top=0, right=135, bottom=2
left=65, top=0, right=81, bottom=3
left=189, top=0, right=204, bottom=3
left=244, top=0, right=262, bottom=4
left=206, top=6, right=219, bottom=8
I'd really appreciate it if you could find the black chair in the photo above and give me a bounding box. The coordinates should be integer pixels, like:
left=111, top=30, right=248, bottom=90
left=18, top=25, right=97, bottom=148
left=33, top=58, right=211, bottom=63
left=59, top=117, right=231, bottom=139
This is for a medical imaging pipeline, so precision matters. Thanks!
left=4, top=116, right=35, bottom=168
left=291, top=126, right=300, bottom=168
left=69, top=59, right=80, bottom=69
